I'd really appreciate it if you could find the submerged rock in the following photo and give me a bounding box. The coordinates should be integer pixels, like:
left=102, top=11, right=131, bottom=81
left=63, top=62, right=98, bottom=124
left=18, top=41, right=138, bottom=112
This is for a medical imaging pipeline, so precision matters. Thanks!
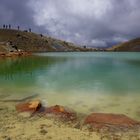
left=84, top=113, right=140, bottom=131
left=45, top=105, right=77, bottom=121
left=16, top=100, right=41, bottom=113
left=15, top=102, right=76, bottom=121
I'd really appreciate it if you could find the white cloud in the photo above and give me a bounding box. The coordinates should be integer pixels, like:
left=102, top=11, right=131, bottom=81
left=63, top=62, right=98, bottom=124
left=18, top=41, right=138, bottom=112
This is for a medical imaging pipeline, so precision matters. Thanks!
left=91, top=39, right=107, bottom=47
left=27, top=0, right=140, bottom=46
left=112, top=36, right=128, bottom=43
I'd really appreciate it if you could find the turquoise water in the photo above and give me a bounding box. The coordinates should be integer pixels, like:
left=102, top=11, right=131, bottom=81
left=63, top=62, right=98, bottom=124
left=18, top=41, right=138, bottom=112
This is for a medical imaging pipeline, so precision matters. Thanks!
left=0, top=52, right=140, bottom=119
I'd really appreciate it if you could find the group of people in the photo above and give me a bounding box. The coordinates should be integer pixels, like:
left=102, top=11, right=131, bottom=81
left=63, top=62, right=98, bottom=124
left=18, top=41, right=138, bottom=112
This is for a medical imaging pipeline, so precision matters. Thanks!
left=3, top=24, right=12, bottom=29
left=2, top=24, right=31, bottom=32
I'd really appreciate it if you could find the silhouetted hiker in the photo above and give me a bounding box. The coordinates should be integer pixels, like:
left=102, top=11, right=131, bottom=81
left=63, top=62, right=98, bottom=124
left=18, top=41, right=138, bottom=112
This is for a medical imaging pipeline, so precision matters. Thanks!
left=29, top=28, right=31, bottom=32
left=40, top=34, right=43, bottom=37
left=9, top=24, right=11, bottom=29
left=3, top=24, right=5, bottom=29
left=6, top=25, right=8, bottom=29
left=18, top=26, right=20, bottom=30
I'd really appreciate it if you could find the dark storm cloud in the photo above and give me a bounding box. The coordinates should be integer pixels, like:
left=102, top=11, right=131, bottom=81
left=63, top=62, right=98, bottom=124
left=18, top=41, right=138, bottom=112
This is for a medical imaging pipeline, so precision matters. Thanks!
left=0, top=0, right=140, bottom=47
left=0, top=0, right=46, bottom=33
left=0, top=0, right=33, bottom=28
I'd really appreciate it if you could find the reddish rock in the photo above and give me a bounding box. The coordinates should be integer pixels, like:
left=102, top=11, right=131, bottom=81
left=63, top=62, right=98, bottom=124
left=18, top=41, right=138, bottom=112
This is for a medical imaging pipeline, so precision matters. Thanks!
left=0, top=52, right=6, bottom=56
left=45, top=105, right=77, bottom=121
left=84, top=113, right=140, bottom=129
left=16, top=100, right=41, bottom=113
left=0, top=51, right=32, bottom=57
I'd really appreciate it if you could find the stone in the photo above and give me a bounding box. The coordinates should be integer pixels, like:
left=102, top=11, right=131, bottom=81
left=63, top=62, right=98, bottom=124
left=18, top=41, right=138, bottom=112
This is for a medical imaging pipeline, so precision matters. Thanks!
left=40, top=129, right=48, bottom=135
left=16, top=100, right=41, bottom=113
left=2, top=136, right=11, bottom=140
left=45, top=105, right=77, bottom=121
left=84, top=113, right=140, bottom=130
left=18, top=112, right=32, bottom=118
left=74, top=122, right=81, bottom=129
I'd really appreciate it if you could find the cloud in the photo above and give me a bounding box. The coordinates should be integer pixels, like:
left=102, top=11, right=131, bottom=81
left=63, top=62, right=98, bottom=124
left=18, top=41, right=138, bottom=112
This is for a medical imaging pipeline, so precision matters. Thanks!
left=91, top=39, right=107, bottom=47
left=0, top=0, right=45, bottom=33
left=28, top=0, right=140, bottom=46
left=0, top=0, right=140, bottom=47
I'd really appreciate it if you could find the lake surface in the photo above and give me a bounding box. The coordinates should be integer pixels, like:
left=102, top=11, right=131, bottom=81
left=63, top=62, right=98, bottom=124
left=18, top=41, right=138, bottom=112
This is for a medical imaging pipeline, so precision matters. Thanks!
left=0, top=52, right=140, bottom=119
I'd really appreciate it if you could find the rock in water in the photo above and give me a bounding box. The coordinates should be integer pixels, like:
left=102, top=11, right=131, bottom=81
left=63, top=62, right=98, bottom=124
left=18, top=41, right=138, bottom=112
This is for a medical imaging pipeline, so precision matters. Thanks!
left=16, top=100, right=41, bottom=113
left=84, top=113, right=140, bottom=130
left=45, top=105, right=77, bottom=121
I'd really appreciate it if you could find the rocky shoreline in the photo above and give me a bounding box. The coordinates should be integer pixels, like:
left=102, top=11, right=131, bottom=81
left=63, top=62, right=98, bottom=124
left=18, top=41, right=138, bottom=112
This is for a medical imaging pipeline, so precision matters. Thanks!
left=1, top=100, right=139, bottom=140
left=0, top=98, right=139, bottom=140
left=0, top=51, right=32, bottom=57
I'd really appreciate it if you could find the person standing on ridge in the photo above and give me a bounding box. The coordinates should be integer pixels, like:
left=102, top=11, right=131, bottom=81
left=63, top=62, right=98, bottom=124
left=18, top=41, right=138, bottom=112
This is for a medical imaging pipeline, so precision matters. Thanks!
left=3, top=24, right=5, bottom=29
left=9, top=24, right=11, bottom=29
left=18, top=26, right=20, bottom=30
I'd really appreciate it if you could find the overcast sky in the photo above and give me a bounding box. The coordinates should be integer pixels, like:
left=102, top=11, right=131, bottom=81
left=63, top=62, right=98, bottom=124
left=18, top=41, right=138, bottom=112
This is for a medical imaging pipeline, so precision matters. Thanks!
left=0, top=0, right=140, bottom=47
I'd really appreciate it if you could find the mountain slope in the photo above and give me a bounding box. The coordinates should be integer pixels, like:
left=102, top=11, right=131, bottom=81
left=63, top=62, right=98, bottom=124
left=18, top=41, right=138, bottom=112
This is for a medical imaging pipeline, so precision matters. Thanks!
left=108, top=38, right=140, bottom=51
left=0, top=29, right=88, bottom=52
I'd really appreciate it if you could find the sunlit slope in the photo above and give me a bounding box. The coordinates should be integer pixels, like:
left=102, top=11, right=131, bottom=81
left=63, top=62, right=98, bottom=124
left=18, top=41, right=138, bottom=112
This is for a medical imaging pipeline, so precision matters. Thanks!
left=108, top=38, right=140, bottom=51
left=0, top=29, right=88, bottom=52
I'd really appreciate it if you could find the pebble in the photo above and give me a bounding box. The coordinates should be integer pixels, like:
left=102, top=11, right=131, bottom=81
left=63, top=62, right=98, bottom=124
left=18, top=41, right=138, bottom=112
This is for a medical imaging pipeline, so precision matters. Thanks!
left=2, top=136, right=11, bottom=140
left=74, top=122, right=81, bottom=129
left=40, top=129, right=48, bottom=135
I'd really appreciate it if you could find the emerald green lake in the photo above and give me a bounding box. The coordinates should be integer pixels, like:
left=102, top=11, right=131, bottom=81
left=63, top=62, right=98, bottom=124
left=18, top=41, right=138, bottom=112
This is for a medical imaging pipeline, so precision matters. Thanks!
left=0, top=52, right=140, bottom=119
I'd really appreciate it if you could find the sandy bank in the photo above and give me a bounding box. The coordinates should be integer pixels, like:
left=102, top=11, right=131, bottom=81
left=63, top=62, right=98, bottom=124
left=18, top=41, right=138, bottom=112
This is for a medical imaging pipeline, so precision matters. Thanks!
left=0, top=101, right=140, bottom=140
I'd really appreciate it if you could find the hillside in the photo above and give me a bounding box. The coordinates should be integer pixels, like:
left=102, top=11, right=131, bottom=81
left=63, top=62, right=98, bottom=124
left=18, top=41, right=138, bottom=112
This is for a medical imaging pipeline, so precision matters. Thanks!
left=108, top=38, right=140, bottom=52
left=0, top=29, right=90, bottom=52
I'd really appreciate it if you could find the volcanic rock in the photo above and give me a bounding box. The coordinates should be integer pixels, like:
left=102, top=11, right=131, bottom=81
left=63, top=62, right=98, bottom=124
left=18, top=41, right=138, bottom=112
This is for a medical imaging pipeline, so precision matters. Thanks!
left=84, top=113, right=140, bottom=130
left=16, top=100, right=41, bottom=113
left=45, top=105, right=77, bottom=121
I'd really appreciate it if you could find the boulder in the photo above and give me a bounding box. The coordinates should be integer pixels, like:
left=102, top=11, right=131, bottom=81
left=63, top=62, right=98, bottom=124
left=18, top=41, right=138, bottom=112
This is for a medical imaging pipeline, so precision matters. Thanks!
left=84, top=113, right=140, bottom=129
left=16, top=100, right=41, bottom=113
left=45, top=105, right=76, bottom=121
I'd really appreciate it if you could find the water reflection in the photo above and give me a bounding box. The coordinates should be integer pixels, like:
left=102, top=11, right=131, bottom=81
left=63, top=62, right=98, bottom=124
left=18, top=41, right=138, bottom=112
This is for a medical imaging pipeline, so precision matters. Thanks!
left=0, top=53, right=140, bottom=94
left=0, top=56, right=60, bottom=77
left=0, top=52, right=140, bottom=119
